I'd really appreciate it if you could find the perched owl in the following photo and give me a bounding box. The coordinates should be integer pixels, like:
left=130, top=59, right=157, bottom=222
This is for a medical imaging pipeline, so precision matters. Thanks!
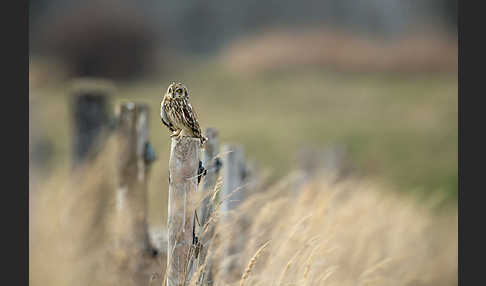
left=161, top=82, right=207, bottom=146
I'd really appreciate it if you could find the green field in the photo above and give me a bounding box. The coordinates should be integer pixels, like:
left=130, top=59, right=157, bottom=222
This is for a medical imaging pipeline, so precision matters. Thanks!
left=30, top=61, right=457, bottom=223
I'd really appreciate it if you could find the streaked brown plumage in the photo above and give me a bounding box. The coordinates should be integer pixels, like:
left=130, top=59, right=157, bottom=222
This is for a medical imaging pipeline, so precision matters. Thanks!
left=161, top=82, right=207, bottom=146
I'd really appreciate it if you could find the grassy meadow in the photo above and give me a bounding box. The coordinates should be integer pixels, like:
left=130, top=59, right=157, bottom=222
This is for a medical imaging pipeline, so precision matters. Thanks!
left=29, top=54, right=458, bottom=285
left=30, top=59, right=457, bottom=226
left=29, top=140, right=457, bottom=286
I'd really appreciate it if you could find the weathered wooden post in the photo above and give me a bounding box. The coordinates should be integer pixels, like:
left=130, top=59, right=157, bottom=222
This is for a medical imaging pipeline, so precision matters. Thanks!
left=115, top=102, right=158, bottom=284
left=197, top=128, right=222, bottom=285
left=71, top=79, right=112, bottom=166
left=199, top=128, right=221, bottom=226
left=220, top=144, right=249, bottom=280
left=221, top=144, right=246, bottom=214
left=167, top=137, right=201, bottom=286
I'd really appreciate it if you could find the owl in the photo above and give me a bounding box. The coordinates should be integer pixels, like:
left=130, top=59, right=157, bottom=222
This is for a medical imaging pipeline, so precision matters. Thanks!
left=161, top=82, right=207, bottom=146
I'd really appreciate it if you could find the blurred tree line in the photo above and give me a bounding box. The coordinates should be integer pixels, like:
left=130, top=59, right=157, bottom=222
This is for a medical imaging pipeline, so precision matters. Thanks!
left=29, top=0, right=456, bottom=79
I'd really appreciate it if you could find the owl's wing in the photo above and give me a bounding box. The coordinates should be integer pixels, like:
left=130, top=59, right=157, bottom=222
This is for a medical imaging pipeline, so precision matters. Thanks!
left=161, top=101, right=176, bottom=132
left=183, top=102, right=202, bottom=138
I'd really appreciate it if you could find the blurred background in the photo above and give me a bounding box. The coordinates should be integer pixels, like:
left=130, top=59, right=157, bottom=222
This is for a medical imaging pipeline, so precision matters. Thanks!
left=29, top=0, right=457, bottom=285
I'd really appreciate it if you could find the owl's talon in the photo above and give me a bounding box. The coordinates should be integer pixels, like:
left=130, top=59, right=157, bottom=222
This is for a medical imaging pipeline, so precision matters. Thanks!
left=199, top=136, right=208, bottom=148
left=170, top=130, right=182, bottom=138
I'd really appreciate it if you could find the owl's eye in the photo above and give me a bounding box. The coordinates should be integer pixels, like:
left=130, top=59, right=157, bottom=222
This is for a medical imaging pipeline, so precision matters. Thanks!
left=177, top=89, right=183, bottom=94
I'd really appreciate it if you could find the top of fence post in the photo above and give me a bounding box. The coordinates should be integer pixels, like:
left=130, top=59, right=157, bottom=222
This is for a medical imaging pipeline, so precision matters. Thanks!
left=70, top=78, right=114, bottom=166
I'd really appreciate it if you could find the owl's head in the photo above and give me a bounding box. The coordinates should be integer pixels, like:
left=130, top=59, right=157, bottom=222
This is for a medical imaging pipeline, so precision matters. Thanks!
left=166, top=82, right=188, bottom=99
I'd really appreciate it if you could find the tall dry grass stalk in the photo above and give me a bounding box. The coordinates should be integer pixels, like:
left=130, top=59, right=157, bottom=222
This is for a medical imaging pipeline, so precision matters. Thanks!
left=239, top=241, right=270, bottom=286
left=303, top=245, right=319, bottom=281
left=188, top=261, right=207, bottom=286
left=277, top=248, right=302, bottom=286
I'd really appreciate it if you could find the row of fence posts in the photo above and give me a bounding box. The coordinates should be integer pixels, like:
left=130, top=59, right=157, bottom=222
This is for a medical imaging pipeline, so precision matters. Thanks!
left=70, top=79, right=255, bottom=286
left=71, top=81, right=160, bottom=285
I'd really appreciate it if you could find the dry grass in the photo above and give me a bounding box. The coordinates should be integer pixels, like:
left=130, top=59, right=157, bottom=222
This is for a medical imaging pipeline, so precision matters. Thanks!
left=29, top=137, right=162, bottom=286
left=30, top=141, right=457, bottom=286
left=240, top=241, right=270, bottom=286
left=209, top=172, right=457, bottom=286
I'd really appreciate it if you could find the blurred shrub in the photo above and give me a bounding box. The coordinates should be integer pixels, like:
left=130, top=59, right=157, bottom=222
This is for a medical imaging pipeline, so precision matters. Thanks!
left=221, top=27, right=457, bottom=74
left=32, top=0, right=160, bottom=80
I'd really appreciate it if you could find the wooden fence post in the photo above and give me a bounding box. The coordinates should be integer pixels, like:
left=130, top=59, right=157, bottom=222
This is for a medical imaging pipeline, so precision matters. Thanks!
left=115, top=102, right=158, bottom=284
left=71, top=80, right=112, bottom=166
left=199, top=128, right=221, bottom=225
left=221, top=144, right=246, bottom=214
left=167, top=136, right=201, bottom=286
left=197, top=128, right=222, bottom=285
left=220, top=144, right=249, bottom=280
